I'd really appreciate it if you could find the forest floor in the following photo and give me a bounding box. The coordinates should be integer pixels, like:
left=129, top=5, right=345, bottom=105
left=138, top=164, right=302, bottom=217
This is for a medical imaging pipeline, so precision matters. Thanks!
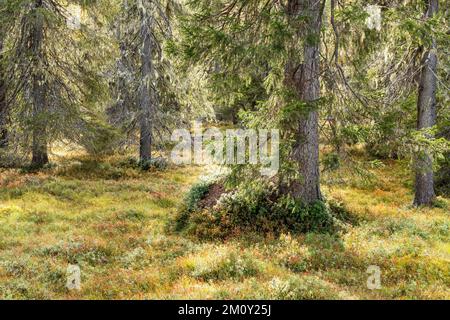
left=0, top=152, right=449, bottom=299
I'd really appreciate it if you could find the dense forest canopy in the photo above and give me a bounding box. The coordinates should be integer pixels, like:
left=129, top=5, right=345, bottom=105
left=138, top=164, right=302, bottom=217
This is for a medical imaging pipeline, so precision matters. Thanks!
left=0, top=0, right=449, bottom=301
left=0, top=0, right=448, bottom=203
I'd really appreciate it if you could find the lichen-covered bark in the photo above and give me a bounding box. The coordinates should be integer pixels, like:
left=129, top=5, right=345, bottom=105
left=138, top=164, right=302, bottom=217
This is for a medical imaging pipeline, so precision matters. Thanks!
left=414, top=0, right=438, bottom=206
left=286, top=0, right=323, bottom=204
left=0, top=37, right=8, bottom=148
left=139, top=10, right=154, bottom=162
left=31, top=0, right=49, bottom=168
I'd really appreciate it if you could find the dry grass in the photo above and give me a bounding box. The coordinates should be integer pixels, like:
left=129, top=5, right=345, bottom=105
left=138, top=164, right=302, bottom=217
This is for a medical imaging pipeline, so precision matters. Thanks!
left=0, top=154, right=448, bottom=299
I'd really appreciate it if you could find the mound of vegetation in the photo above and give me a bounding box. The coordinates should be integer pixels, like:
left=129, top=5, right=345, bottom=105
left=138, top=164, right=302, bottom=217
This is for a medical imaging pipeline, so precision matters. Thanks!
left=174, top=179, right=355, bottom=240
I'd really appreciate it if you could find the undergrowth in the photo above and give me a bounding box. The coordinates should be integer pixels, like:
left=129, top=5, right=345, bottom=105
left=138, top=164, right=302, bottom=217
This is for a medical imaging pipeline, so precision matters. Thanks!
left=174, top=179, right=355, bottom=240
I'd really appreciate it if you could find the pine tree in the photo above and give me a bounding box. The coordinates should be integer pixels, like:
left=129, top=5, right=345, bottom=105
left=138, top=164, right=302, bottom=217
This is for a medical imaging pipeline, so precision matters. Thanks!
left=4, top=0, right=111, bottom=167
left=0, top=35, right=7, bottom=148
left=0, top=1, right=15, bottom=149
left=138, top=2, right=155, bottom=162
left=285, top=0, right=324, bottom=203
left=414, top=0, right=438, bottom=206
left=110, top=0, right=179, bottom=162
left=177, top=0, right=326, bottom=204
left=30, top=0, right=49, bottom=167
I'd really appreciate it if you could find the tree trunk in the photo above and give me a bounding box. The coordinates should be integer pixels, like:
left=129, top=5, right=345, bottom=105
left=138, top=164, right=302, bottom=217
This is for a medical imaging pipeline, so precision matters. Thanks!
left=285, top=0, right=323, bottom=204
left=414, top=0, right=438, bottom=206
left=31, top=72, right=49, bottom=168
left=31, top=0, right=49, bottom=168
left=138, top=13, right=153, bottom=162
left=0, top=37, right=8, bottom=148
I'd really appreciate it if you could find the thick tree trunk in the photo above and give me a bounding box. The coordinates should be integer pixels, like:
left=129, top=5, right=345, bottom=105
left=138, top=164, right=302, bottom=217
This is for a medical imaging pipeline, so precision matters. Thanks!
left=414, top=0, right=438, bottom=206
left=286, top=0, right=323, bottom=204
left=0, top=37, right=8, bottom=148
left=31, top=72, right=49, bottom=168
left=30, top=0, right=49, bottom=168
left=139, top=14, right=153, bottom=162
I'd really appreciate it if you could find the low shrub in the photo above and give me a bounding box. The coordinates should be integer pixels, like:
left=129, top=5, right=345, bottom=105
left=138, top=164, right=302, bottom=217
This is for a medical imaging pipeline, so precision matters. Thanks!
left=139, top=157, right=168, bottom=171
left=181, top=246, right=262, bottom=281
left=173, top=181, right=214, bottom=232
left=264, top=275, right=340, bottom=300
left=174, top=179, right=353, bottom=239
left=35, top=240, right=115, bottom=266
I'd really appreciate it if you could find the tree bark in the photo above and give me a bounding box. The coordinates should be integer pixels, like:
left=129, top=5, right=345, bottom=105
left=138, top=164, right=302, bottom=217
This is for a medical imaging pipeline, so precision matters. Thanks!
left=285, top=0, right=323, bottom=204
left=30, top=0, right=49, bottom=168
left=414, top=0, right=438, bottom=206
left=0, top=37, right=8, bottom=148
left=138, top=12, right=153, bottom=162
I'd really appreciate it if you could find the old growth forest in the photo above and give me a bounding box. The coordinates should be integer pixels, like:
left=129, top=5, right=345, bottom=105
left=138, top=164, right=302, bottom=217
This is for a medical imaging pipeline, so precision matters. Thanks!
left=0, top=0, right=449, bottom=300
